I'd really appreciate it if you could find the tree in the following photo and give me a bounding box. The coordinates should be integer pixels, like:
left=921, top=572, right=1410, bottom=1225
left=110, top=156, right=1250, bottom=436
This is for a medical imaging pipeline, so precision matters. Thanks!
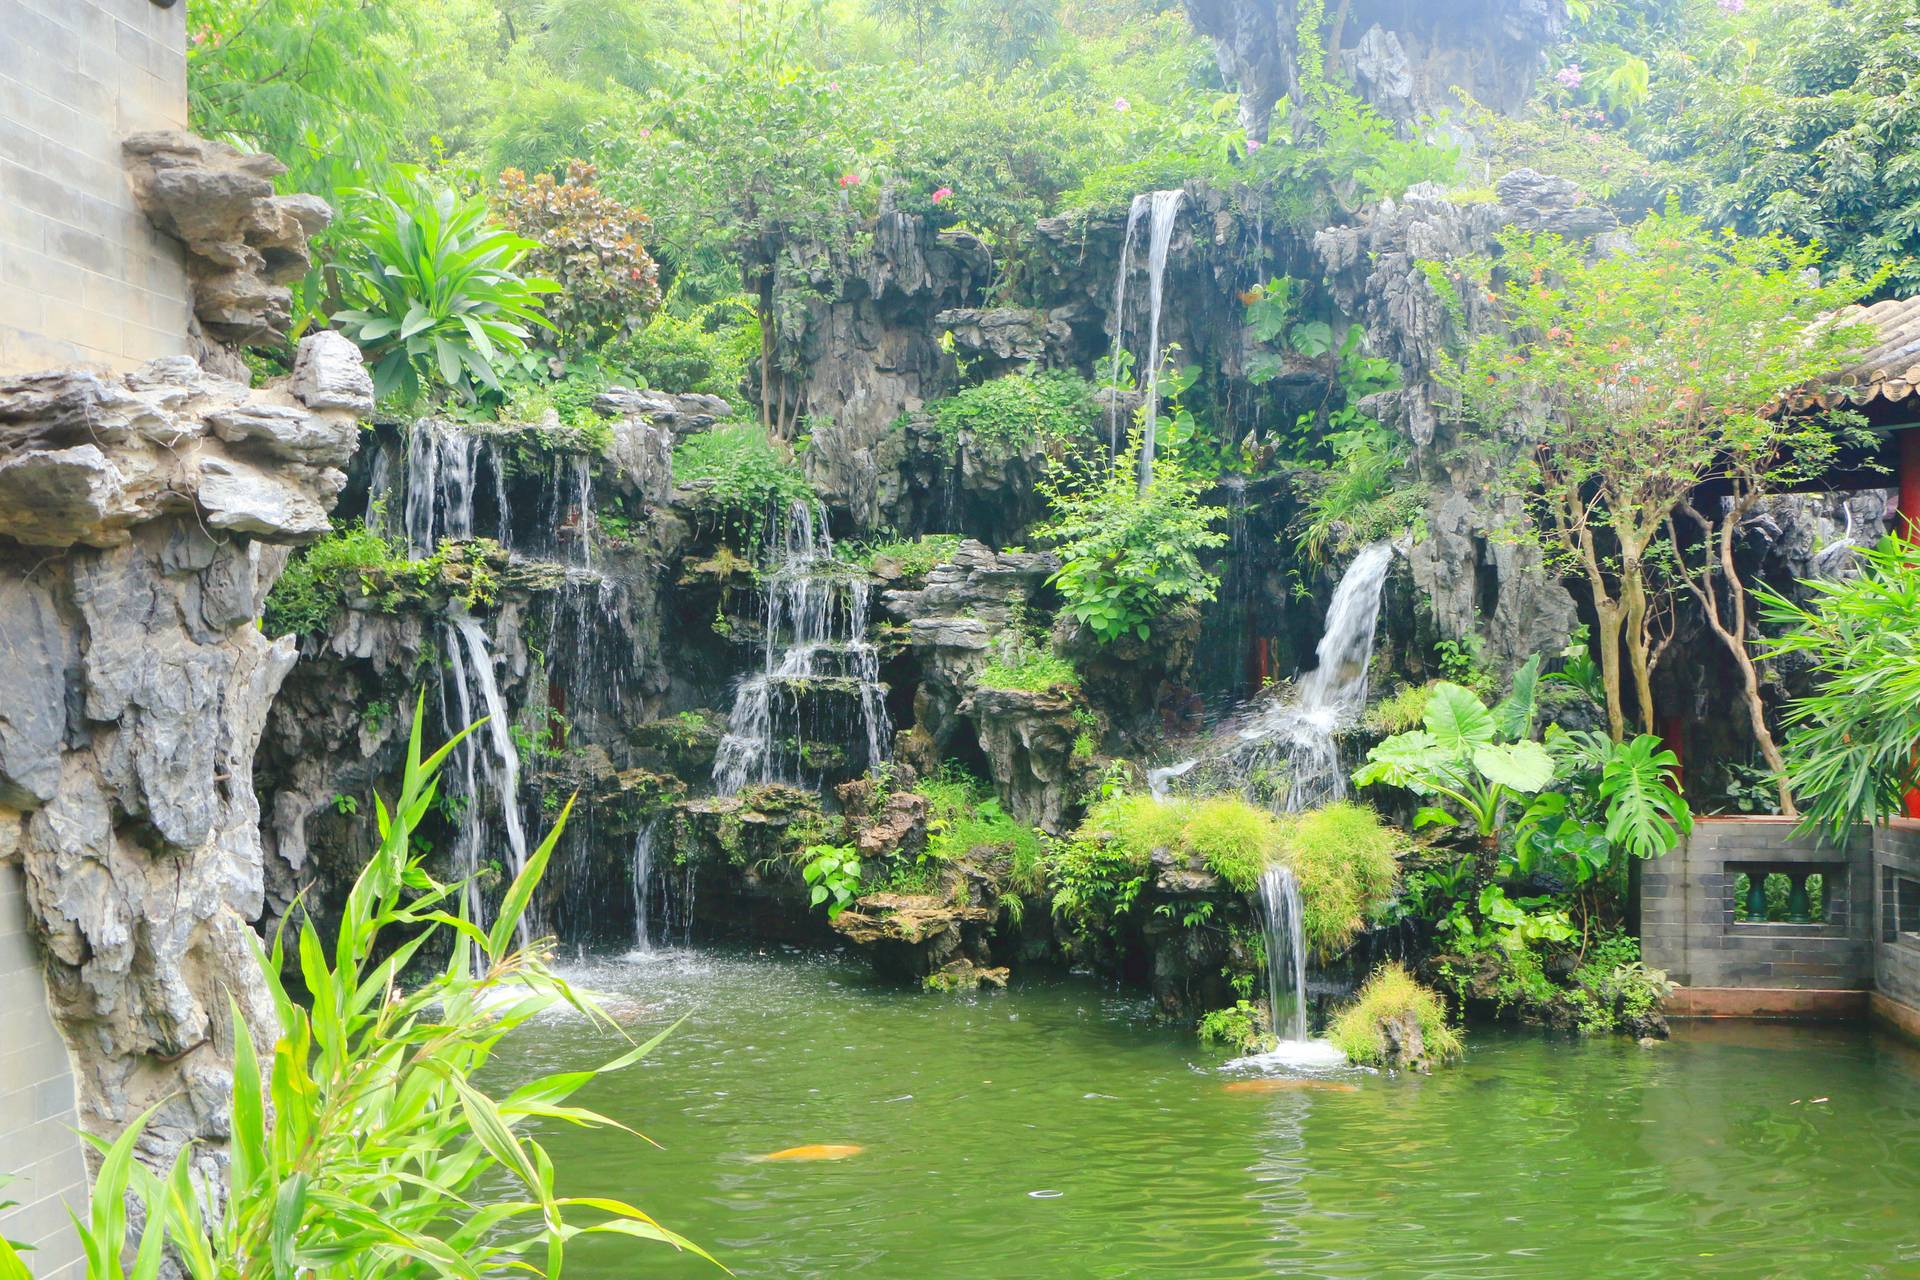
left=1443, top=212, right=1870, bottom=742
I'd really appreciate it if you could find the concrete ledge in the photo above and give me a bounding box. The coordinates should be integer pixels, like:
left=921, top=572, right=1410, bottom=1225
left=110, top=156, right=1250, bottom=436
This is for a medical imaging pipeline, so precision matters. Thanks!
left=1870, top=991, right=1920, bottom=1044
left=1666, top=986, right=1869, bottom=1021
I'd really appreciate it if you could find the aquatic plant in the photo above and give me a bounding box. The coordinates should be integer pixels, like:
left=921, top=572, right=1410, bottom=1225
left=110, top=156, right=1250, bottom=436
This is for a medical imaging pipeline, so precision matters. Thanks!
left=8, top=697, right=713, bottom=1278
left=1328, top=963, right=1462, bottom=1069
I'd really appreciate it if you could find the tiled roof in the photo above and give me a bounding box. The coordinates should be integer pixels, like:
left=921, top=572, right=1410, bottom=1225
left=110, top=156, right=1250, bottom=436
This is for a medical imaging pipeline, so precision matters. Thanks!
left=1797, top=295, right=1920, bottom=410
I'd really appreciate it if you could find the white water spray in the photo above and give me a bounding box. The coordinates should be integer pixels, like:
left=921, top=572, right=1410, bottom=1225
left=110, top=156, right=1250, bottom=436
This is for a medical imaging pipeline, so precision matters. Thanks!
left=1106, top=189, right=1187, bottom=487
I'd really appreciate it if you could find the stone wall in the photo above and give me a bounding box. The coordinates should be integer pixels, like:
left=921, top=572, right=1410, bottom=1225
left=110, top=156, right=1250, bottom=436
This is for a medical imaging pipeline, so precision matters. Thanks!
left=0, top=0, right=193, bottom=373
left=1874, top=820, right=1920, bottom=1024
left=0, top=867, right=86, bottom=1279
left=1640, top=818, right=1875, bottom=993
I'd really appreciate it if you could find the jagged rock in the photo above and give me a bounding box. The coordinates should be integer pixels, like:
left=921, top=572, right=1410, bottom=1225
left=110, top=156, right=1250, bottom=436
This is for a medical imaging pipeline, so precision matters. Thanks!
left=925, top=959, right=1010, bottom=991
left=592, top=387, right=732, bottom=437
left=933, top=307, right=1072, bottom=370
left=208, top=402, right=358, bottom=468
left=849, top=790, right=929, bottom=860
left=630, top=710, right=728, bottom=780
left=1184, top=0, right=1565, bottom=141
left=1376, top=1008, right=1437, bottom=1073
left=0, top=344, right=362, bottom=1195
left=883, top=541, right=1058, bottom=751
left=289, top=331, right=377, bottom=415
left=832, top=891, right=996, bottom=980
left=604, top=414, right=674, bottom=502
left=124, top=131, right=331, bottom=346
left=965, top=686, right=1082, bottom=833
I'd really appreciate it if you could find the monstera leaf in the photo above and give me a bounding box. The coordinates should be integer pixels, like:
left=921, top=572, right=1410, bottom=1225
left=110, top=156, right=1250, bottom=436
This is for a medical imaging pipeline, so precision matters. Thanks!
left=1423, top=682, right=1497, bottom=756
left=1471, top=740, right=1556, bottom=794
left=1599, top=734, right=1693, bottom=861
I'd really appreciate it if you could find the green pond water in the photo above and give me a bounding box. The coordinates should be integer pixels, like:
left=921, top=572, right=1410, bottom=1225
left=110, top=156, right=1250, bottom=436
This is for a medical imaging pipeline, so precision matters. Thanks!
left=488, top=947, right=1920, bottom=1279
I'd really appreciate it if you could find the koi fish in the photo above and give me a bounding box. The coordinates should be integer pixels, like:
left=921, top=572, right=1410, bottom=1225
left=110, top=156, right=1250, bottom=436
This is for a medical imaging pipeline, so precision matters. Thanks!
left=756, top=1144, right=865, bottom=1161
left=1221, top=1078, right=1358, bottom=1095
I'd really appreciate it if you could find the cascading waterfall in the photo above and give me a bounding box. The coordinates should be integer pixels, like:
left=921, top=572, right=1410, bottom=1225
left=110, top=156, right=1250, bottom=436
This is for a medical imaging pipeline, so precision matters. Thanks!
left=1105, top=189, right=1186, bottom=486
left=442, top=615, right=534, bottom=952
left=712, top=502, right=893, bottom=796
left=404, top=420, right=484, bottom=554
left=1257, top=864, right=1309, bottom=1042
left=630, top=818, right=658, bottom=952
left=1269, top=541, right=1396, bottom=811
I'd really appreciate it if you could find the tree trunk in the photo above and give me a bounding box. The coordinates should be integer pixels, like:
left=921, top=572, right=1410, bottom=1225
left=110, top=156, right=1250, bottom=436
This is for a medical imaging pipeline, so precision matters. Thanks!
left=1619, top=559, right=1657, bottom=734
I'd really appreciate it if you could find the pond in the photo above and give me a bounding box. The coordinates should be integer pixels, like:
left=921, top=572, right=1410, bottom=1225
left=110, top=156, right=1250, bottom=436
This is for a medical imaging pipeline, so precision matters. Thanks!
left=489, top=947, right=1920, bottom=1279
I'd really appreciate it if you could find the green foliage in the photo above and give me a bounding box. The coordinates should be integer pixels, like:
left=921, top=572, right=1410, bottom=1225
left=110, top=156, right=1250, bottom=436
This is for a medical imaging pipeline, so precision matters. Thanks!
left=1037, top=444, right=1226, bottom=645
left=1354, top=680, right=1558, bottom=839
left=1291, top=419, right=1425, bottom=563
left=977, top=635, right=1079, bottom=694
left=1566, top=930, right=1674, bottom=1035
left=1328, top=962, right=1463, bottom=1068
left=1442, top=211, right=1874, bottom=738
left=263, top=520, right=411, bottom=636
left=494, top=161, right=662, bottom=354
left=1278, top=802, right=1401, bottom=959
left=334, top=177, right=559, bottom=404
left=670, top=424, right=816, bottom=547
left=916, top=767, right=1046, bottom=893
left=802, top=844, right=864, bottom=919
left=42, top=695, right=712, bottom=1277
left=928, top=370, right=1098, bottom=456
left=1197, top=1000, right=1272, bottom=1055
left=1182, top=797, right=1283, bottom=894
left=838, top=533, right=963, bottom=578
left=1760, top=536, right=1920, bottom=841
left=1366, top=683, right=1433, bottom=736
left=603, top=295, right=757, bottom=399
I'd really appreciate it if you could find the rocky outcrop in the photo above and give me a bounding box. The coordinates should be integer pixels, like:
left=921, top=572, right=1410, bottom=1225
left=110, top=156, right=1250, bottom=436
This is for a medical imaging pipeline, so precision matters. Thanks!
left=794, top=209, right=992, bottom=527
left=124, top=131, right=332, bottom=348
left=0, top=336, right=369, bottom=1189
left=965, top=686, right=1083, bottom=833
left=1184, top=0, right=1565, bottom=141
left=882, top=541, right=1058, bottom=751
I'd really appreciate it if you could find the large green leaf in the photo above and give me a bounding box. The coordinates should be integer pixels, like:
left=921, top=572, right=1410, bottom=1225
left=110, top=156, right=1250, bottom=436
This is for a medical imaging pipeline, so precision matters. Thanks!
left=1423, top=682, right=1496, bottom=755
left=1473, top=740, right=1557, bottom=794
left=1599, top=733, right=1693, bottom=861
left=1491, top=654, right=1541, bottom=741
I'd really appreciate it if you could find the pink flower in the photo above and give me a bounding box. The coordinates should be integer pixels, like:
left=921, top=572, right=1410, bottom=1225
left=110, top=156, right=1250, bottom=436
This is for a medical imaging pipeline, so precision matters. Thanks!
left=1555, top=64, right=1583, bottom=90
left=638, top=127, right=652, bottom=139
left=1718, top=0, right=1744, bottom=10
left=931, top=186, right=953, bottom=204
left=1245, top=138, right=1262, bottom=153
left=838, top=172, right=862, bottom=188
left=1112, top=96, right=1130, bottom=112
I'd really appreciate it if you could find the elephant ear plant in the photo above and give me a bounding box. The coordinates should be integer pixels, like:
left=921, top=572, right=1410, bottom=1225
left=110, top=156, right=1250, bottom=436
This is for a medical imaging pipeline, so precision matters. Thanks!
left=0, top=695, right=714, bottom=1280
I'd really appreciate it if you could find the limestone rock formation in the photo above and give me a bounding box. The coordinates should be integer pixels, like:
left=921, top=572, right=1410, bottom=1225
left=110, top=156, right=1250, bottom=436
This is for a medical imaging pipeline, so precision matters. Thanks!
left=124, top=131, right=332, bottom=348
left=0, top=335, right=369, bottom=1189
left=1184, top=0, right=1566, bottom=141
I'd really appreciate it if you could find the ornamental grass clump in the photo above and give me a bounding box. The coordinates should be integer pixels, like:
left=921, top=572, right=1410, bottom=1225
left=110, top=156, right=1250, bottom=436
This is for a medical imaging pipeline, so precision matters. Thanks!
left=1329, top=962, right=1463, bottom=1069
left=1277, top=802, right=1400, bottom=959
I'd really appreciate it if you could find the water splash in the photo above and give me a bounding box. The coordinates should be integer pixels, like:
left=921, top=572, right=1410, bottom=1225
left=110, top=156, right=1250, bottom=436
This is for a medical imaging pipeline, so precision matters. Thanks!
left=712, top=502, right=893, bottom=796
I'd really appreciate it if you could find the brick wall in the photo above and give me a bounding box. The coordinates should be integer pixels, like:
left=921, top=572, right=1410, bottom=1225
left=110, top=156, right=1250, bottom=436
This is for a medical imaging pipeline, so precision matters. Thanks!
left=1874, top=821, right=1920, bottom=1013
left=1640, top=818, right=1874, bottom=991
left=0, top=0, right=192, bottom=373
left=0, top=867, right=86, bottom=1280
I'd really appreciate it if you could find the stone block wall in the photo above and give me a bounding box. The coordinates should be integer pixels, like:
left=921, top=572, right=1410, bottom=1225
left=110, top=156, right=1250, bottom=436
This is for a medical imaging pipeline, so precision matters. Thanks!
left=0, top=867, right=86, bottom=1280
left=1874, top=820, right=1920, bottom=1014
left=0, top=0, right=192, bottom=373
left=1640, top=818, right=1874, bottom=991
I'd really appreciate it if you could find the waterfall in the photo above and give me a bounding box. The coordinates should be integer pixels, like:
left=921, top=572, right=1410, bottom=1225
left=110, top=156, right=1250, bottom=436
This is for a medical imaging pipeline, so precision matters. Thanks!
left=712, top=502, right=893, bottom=796
left=1150, top=542, right=1395, bottom=809
left=1136, top=188, right=1185, bottom=493
left=630, top=818, right=657, bottom=952
left=443, top=615, right=533, bottom=950
left=1257, top=865, right=1309, bottom=1042
left=404, top=420, right=483, bottom=554
left=1105, top=189, right=1186, bottom=486
left=1270, top=541, right=1396, bottom=811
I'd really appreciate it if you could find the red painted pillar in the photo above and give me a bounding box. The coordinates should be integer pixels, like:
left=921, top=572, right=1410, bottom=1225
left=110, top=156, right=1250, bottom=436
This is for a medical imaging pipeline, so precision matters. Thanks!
left=1660, top=714, right=1687, bottom=795
left=1901, top=428, right=1920, bottom=543
left=1895, top=394, right=1920, bottom=823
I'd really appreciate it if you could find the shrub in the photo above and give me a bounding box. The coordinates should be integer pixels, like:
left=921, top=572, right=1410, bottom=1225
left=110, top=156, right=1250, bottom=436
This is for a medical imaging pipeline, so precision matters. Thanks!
left=839, top=533, right=962, bottom=578
left=928, top=370, right=1097, bottom=455
left=495, top=161, right=663, bottom=353
left=671, top=423, right=816, bottom=547
left=1366, top=683, right=1433, bottom=735
left=263, top=520, right=410, bottom=636
left=1278, top=802, right=1400, bottom=959
left=1037, top=445, right=1226, bottom=645
left=1329, top=962, right=1463, bottom=1068
left=1566, top=930, right=1674, bottom=1036
left=977, top=644, right=1079, bottom=694
left=603, top=296, right=756, bottom=399
left=918, top=767, right=1046, bottom=892
left=333, top=176, right=558, bottom=404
